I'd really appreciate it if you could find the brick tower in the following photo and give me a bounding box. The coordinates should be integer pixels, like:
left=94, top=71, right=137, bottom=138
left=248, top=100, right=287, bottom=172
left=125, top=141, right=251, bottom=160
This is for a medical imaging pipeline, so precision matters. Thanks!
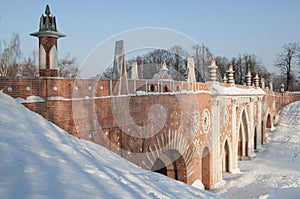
left=30, top=5, right=65, bottom=77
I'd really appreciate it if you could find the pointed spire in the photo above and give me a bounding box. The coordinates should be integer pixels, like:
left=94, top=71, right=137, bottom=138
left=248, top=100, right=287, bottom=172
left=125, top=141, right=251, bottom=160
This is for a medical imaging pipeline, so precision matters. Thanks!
left=131, top=62, right=139, bottom=79
left=45, top=5, right=51, bottom=16
left=187, top=57, right=196, bottom=83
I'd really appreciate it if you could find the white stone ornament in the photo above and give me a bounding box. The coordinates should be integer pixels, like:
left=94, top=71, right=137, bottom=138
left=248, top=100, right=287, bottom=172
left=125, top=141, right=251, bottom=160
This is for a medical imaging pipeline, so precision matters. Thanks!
left=202, top=109, right=210, bottom=134
left=223, top=107, right=229, bottom=127
left=192, top=138, right=201, bottom=158
left=191, top=111, right=201, bottom=136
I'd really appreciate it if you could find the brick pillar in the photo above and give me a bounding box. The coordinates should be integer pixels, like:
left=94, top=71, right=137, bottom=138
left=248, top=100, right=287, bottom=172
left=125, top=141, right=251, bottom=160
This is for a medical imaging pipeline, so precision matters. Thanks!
left=30, top=4, right=65, bottom=77
left=256, top=96, right=263, bottom=150
left=211, top=99, right=221, bottom=187
left=231, top=98, right=239, bottom=171
left=38, top=36, right=59, bottom=77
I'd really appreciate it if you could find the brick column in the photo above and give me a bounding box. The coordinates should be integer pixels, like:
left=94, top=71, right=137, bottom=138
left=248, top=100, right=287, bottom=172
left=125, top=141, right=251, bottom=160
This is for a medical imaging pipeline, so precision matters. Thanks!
left=210, top=99, right=221, bottom=186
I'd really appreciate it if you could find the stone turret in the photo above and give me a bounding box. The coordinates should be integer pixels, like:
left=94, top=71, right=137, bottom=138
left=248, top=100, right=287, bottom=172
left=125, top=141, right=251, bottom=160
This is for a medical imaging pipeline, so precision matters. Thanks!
left=246, top=70, right=252, bottom=86
left=254, top=73, right=260, bottom=88
left=223, top=73, right=227, bottom=83
left=227, top=65, right=235, bottom=84
left=30, top=5, right=65, bottom=77
left=208, top=59, right=218, bottom=82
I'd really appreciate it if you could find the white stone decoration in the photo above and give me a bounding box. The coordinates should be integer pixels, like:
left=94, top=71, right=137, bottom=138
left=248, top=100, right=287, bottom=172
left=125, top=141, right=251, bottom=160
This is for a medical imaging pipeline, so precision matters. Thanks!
left=7, top=87, right=12, bottom=92
left=192, top=138, right=201, bottom=158
left=26, top=86, right=31, bottom=92
left=53, top=86, right=58, bottom=91
left=49, top=45, right=58, bottom=69
left=223, top=106, right=229, bottom=127
left=191, top=111, right=201, bottom=136
left=202, top=109, right=210, bottom=134
left=39, top=45, right=46, bottom=70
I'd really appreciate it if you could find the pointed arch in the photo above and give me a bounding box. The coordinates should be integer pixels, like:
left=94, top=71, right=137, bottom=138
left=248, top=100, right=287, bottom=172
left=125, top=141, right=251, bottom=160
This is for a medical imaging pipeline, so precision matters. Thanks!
left=151, top=149, right=187, bottom=183
left=266, top=114, right=271, bottom=129
left=254, top=125, right=258, bottom=151
left=144, top=130, right=192, bottom=184
left=237, top=107, right=250, bottom=160
left=221, top=138, right=231, bottom=173
left=39, top=45, right=46, bottom=69
left=49, top=45, right=58, bottom=69
left=202, top=147, right=210, bottom=189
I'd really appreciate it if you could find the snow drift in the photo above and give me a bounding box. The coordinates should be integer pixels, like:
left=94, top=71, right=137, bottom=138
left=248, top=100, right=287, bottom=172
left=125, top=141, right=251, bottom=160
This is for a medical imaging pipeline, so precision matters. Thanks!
left=0, top=91, right=219, bottom=199
left=212, top=100, right=300, bottom=199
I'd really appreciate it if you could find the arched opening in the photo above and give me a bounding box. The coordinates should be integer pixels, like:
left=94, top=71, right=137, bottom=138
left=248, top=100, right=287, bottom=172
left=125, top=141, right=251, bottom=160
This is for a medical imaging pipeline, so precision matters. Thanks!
left=223, top=140, right=230, bottom=173
left=266, top=114, right=271, bottom=129
left=261, top=121, right=264, bottom=144
left=151, top=149, right=187, bottom=183
left=238, top=110, right=249, bottom=160
left=149, top=84, right=155, bottom=92
left=238, top=126, right=242, bottom=157
left=164, top=85, right=169, bottom=92
left=254, top=126, right=257, bottom=151
left=202, top=147, right=210, bottom=189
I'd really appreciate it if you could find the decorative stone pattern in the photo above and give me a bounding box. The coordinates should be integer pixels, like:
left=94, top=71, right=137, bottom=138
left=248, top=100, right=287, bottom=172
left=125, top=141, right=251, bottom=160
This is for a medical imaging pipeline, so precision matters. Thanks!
left=202, top=109, right=210, bottom=134
left=191, top=111, right=200, bottom=136
left=223, top=106, right=229, bottom=127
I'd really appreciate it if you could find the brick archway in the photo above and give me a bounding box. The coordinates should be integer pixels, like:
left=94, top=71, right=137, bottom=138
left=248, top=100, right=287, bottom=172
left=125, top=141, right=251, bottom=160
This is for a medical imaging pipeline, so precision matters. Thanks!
left=222, top=140, right=230, bottom=173
left=202, top=147, right=210, bottom=189
left=151, top=149, right=187, bottom=183
left=254, top=126, right=257, bottom=150
left=261, top=121, right=264, bottom=144
left=266, top=114, right=271, bottom=129
left=237, top=109, right=249, bottom=160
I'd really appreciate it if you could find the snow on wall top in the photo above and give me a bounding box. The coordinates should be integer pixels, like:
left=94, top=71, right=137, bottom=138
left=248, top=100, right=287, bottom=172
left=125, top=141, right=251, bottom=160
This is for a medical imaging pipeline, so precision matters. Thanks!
left=0, top=91, right=220, bottom=199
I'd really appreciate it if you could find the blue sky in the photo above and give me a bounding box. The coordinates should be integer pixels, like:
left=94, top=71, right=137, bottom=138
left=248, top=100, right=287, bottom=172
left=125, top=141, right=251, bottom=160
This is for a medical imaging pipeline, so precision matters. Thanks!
left=1, top=0, right=300, bottom=74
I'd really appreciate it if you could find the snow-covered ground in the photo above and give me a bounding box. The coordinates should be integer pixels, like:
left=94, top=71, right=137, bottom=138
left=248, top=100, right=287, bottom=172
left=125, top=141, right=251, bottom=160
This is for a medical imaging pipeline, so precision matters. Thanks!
left=212, top=100, right=300, bottom=199
left=0, top=91, right=219, bottom=199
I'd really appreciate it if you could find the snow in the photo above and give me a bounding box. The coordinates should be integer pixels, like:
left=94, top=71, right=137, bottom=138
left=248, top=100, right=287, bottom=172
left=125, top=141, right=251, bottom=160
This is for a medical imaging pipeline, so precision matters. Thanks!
left=212, top=100, right=300, bottom=199
left=211, top=84, right=265, bottom=95
left=16, top=95, right=46, bottom=103
left=0, top=91, right=219, bottom=199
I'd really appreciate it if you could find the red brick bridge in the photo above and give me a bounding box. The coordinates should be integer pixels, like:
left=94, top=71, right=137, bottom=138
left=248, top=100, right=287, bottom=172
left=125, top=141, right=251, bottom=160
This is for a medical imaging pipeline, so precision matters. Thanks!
left=1, top=4, right=300, bottom=190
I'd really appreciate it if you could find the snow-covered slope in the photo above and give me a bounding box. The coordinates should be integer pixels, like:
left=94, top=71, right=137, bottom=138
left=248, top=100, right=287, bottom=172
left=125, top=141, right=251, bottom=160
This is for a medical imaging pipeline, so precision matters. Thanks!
left=212, top=100, right=300, bottom=199
left=0, top=92, right=219, bottom=199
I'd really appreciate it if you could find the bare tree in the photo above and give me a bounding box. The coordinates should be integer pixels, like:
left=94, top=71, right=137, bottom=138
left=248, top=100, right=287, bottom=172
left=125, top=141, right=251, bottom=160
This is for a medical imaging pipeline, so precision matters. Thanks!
left=215, top=56, right=230, bottom=81
left=192, top=44, right=213, bottom=82
left=20, top=51, right=38, bottom=76
left=58, top=53, right=79, bottom=78
left=275, top=42, right=300, bottom=91
left=0, top=34, right=21, bottom=76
